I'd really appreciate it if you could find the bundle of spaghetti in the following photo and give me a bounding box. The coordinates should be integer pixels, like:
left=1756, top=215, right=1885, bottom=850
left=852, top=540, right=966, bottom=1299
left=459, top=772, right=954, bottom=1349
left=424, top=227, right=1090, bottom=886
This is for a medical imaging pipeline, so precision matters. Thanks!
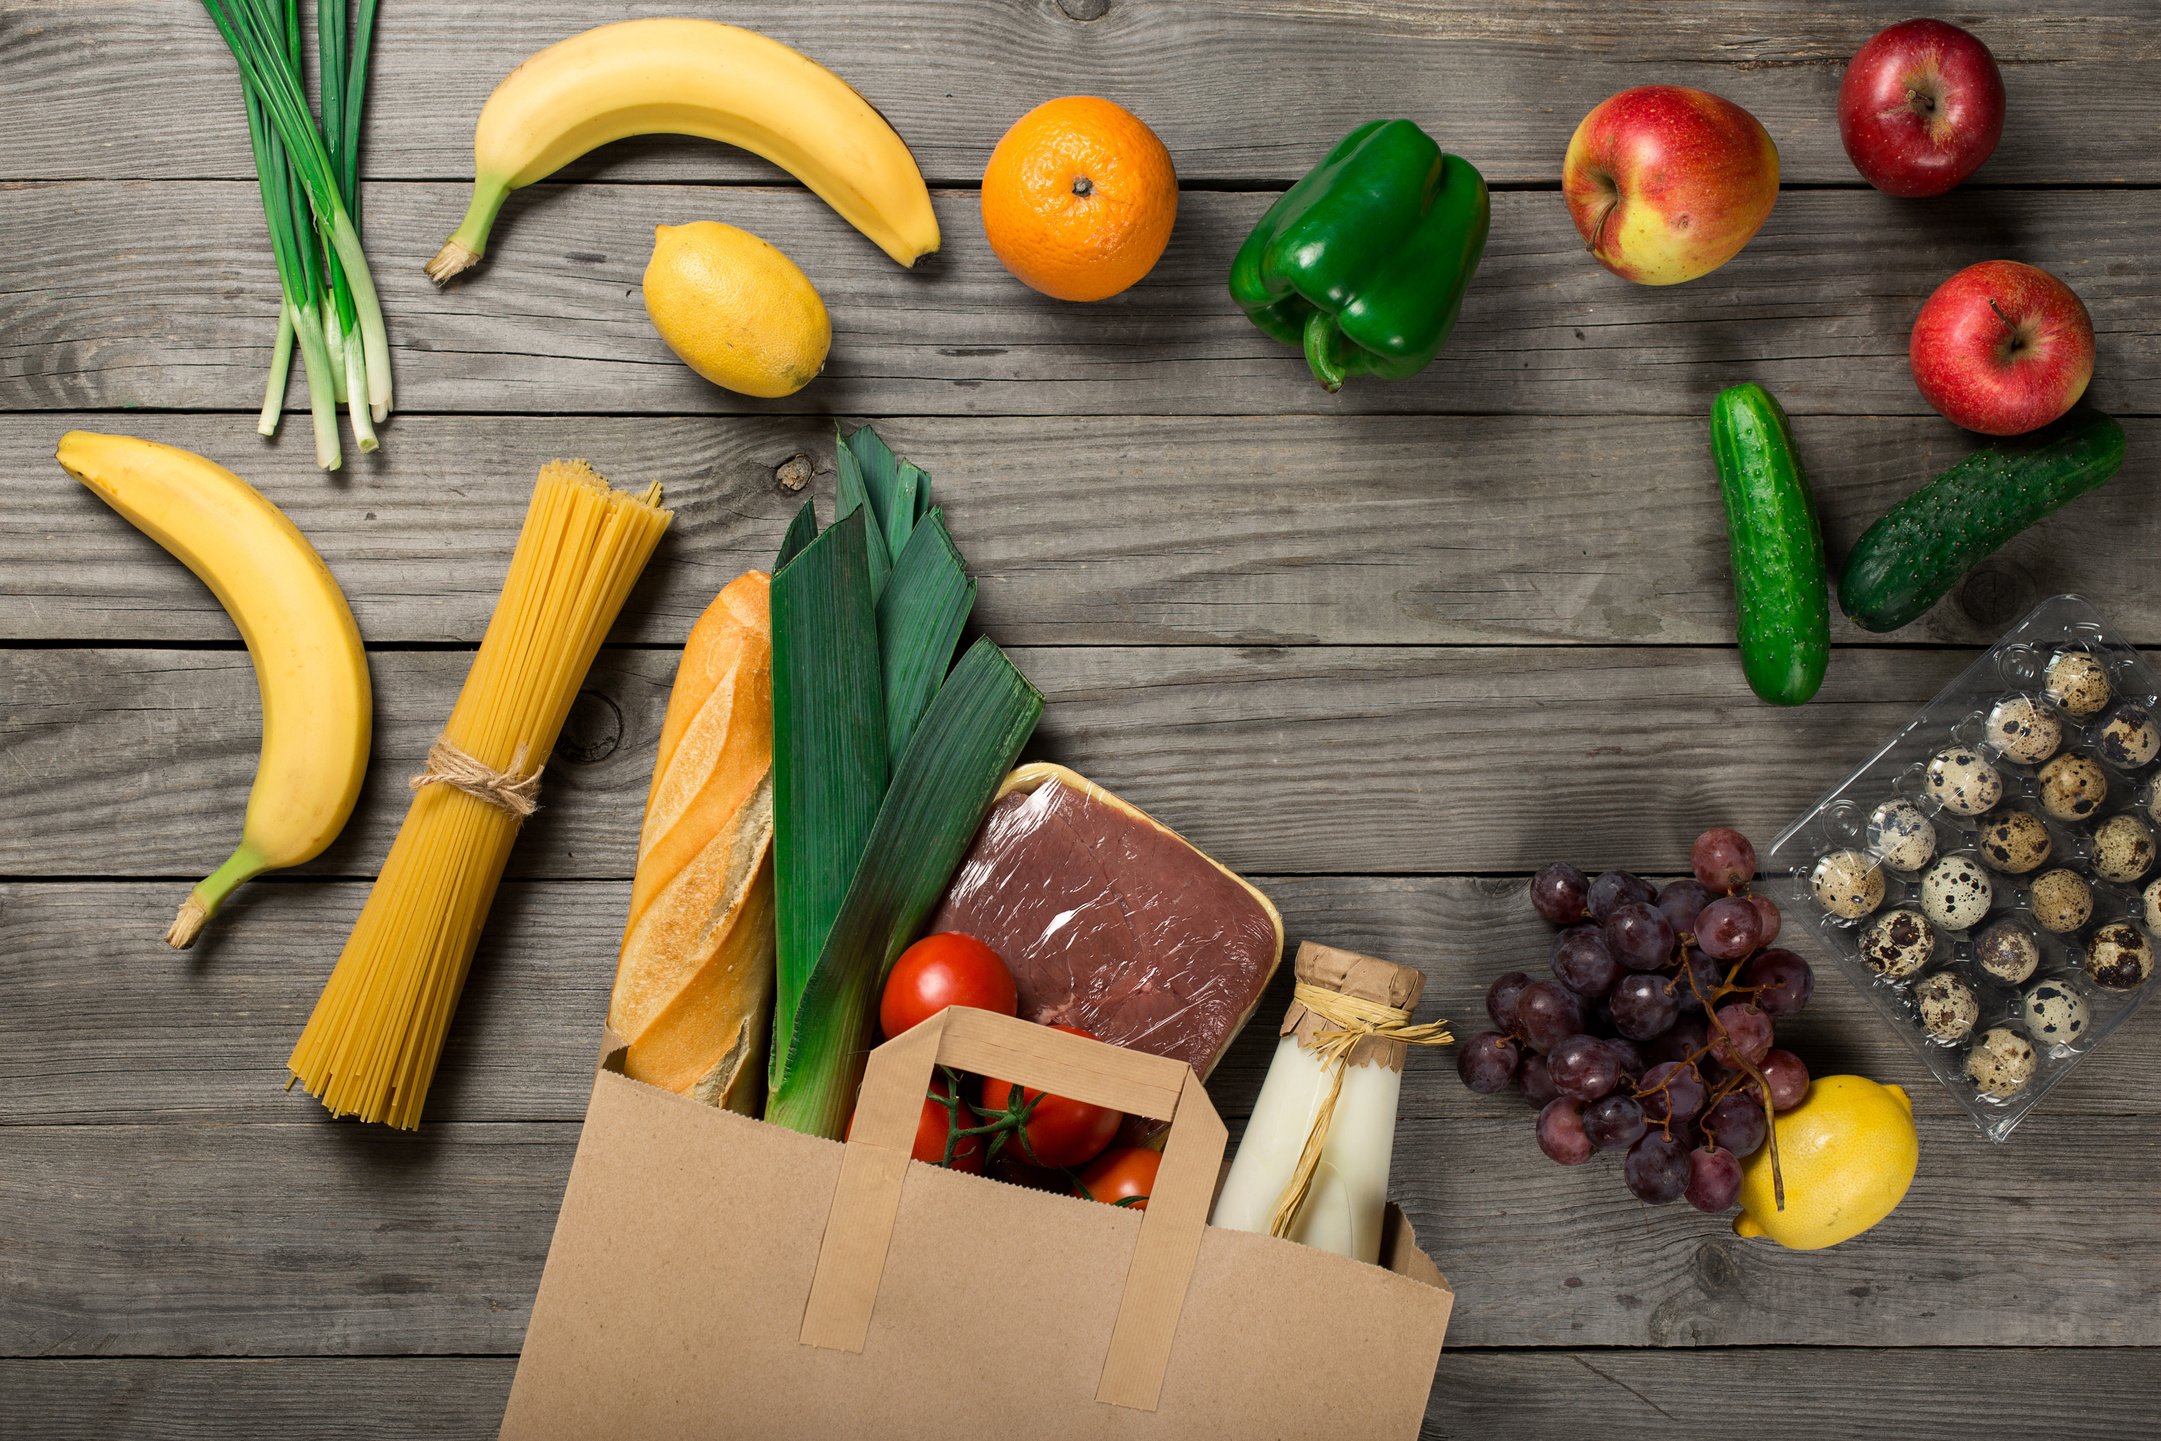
left=289, top=460, right=671, bottom=1127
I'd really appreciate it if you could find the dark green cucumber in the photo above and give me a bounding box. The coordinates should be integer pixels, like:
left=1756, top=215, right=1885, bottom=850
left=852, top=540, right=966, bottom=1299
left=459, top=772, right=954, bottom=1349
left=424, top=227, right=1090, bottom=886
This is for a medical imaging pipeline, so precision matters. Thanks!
left=1711, top=383, right=1831, bottom=706
left=1840, top=412, right=2128, bottom=633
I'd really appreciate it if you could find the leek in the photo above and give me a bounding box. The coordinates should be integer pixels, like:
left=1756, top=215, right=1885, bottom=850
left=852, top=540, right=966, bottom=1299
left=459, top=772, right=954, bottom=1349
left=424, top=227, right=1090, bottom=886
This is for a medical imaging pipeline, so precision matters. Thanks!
left=763, top=428, right=1042, bottom=1138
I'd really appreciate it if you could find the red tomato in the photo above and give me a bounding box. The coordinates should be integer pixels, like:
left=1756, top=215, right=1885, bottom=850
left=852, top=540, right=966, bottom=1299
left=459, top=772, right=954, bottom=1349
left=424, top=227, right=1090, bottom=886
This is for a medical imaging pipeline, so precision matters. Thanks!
left=1079, top=1147, right=1161, bottom=1210
left=847, top=1082, right=985, bottom=1173
left=978, top=1025, right=1123, bottom=1169
left=880, top=932, right=1019, bottom=1039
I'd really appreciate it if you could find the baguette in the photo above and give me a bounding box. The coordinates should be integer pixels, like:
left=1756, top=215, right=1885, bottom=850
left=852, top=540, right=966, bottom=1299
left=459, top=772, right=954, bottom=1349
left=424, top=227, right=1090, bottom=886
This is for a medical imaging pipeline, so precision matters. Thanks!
left=609, top=571, right=776, bottom=1113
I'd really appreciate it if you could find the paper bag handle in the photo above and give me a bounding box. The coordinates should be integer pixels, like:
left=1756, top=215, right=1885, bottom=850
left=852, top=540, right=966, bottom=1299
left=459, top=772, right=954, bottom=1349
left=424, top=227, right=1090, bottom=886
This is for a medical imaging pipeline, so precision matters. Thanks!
left=799, top=1006, right=1226, bottom=1412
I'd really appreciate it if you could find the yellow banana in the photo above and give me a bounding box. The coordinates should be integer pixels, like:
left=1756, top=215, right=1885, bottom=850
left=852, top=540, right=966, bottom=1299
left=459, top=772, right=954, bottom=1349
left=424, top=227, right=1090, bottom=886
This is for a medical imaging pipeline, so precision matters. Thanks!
left=58, top=432, right=372, bottom=950
left=427, top=18, right=939, bottom=282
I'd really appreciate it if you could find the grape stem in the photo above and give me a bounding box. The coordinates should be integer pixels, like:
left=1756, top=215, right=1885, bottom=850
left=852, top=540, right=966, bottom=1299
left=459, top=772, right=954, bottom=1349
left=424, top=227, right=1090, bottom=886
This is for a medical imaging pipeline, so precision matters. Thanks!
left=1676, top=935, right=1787, bottom=1212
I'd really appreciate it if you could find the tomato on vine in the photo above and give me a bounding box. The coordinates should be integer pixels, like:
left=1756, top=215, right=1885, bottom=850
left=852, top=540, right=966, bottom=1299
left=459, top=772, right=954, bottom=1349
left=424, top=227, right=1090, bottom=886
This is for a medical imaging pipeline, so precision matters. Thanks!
left=847, top=1072, right=986, bottom=1173
left=977, top=1024, right=1123, bottom=1169
left=1079, top=1147, right=1161, bottom=1210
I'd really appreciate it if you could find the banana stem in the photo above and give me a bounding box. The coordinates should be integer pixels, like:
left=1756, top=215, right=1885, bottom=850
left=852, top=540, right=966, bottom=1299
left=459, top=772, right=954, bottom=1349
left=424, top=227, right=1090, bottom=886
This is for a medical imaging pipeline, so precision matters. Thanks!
left=257, top=303, right=295, bottom=437
left=425, top=179, right=509, bottom=284
left=168, top=843, right=272, bottom=949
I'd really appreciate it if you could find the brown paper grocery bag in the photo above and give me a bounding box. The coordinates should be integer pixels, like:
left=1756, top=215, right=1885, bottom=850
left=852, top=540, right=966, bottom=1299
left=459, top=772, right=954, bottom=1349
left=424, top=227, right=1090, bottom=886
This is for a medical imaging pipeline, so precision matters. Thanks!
left=501, top=1008, right=1452, bottom=1440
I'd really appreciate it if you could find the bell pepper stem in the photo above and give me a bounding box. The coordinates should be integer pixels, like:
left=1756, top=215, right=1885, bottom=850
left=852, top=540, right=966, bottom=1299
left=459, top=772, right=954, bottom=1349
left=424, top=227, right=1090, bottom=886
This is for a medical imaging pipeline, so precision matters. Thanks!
left=1302, top=310, right=1349, bottom=393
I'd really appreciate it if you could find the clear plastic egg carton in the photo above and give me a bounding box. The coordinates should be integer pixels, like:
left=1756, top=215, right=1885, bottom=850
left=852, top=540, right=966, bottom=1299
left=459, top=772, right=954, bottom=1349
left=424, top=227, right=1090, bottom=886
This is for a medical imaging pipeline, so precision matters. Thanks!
left=1767, top=595, right=2160, bottom=1141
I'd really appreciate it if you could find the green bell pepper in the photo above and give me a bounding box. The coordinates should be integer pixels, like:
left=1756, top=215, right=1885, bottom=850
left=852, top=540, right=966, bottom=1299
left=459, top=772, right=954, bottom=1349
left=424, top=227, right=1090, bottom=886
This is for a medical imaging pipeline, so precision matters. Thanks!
left=1229, top=120, right=1490, bottom=392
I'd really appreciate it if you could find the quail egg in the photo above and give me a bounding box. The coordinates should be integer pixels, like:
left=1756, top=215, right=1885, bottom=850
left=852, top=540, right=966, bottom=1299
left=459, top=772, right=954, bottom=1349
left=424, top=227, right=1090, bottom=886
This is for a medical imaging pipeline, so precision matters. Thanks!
left=1966, top=1026, right=2039, bottom=1098
left=2038, top=754, right=2108, bottom=821
left=1985, top=695, right=2064, bottom=765
left=2091, top=813, right=2156, bottom=885
left=2029, top=868, right=2094, bottom=933
left=2083, top=920, right=2155, bottom=990
left=1859, top=908, right=1936, bottom=981
left=1919, top=854, right=1992, bottom=931
left=1974, top=916, right=2043, bottom=984
left=1867, top=799, right=1939, bottom=872
left=2096, top=705, right=2161, bottom=771
left=1811, top=849, right=1885, bottom=921
left=1976, top=810, right=2052, bottom=875
left=1915, top=971, right=1980, bottom=1044
left=2045, top=650, right=2113, bottom=718
left=2146, top=877, right=2161, bottom=934
left=2022, top=978, right=2090, bottom=1047
left=2149, top=782, right=2161, bottom=828
left=1925, top=747, right=2003, bottom=816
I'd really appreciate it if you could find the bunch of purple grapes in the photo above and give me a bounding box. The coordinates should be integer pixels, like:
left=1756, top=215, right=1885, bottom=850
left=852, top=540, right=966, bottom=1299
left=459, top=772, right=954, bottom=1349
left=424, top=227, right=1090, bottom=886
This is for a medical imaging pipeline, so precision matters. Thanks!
left=1456, top=827, right=1815, bottom=1212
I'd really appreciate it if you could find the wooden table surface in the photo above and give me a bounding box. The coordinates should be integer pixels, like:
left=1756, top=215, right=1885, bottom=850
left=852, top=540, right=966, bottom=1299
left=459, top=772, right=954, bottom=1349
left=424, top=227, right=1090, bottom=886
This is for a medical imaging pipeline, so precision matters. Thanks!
left=5, top=2, right=2160, bottom=1436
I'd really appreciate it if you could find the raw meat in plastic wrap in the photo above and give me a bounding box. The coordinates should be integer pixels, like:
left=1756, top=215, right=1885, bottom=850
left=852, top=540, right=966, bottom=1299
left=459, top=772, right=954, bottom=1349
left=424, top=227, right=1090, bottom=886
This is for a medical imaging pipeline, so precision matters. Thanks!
left=927, top=763, right=1285, bottom=1080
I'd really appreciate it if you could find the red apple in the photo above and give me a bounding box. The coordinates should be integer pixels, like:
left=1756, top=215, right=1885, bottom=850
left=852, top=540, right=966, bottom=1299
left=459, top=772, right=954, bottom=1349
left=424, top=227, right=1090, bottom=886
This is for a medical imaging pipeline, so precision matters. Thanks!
left=1562, top=85, right=1781, bottom=286
left=1909, top=261, right=2094, bottom=436
left=1839, top=18, right=2006, bottom=197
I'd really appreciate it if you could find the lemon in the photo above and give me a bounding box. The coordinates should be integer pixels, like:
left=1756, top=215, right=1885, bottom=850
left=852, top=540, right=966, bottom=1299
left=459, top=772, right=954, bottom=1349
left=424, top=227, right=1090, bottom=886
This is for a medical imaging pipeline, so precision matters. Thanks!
left=642, top=222, right=830, bottom=398
left=1734, top=1075, right=1918, bottom=1250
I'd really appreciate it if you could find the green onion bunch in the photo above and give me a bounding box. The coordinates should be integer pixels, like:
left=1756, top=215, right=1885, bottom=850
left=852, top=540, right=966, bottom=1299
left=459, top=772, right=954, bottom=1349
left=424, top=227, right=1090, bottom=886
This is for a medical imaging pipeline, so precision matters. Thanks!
left=201, top=0, right=389, bottom=471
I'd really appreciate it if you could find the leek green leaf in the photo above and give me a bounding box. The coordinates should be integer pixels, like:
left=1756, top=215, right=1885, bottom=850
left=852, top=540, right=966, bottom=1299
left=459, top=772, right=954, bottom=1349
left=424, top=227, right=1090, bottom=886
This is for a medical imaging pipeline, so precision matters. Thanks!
left=876, top=509, right=974, bottom=765
left=833, top=436, right=890, bottom=599
left=769, top=508, right=887, bottom=1062
left=775, top=498, right=818, bottom=570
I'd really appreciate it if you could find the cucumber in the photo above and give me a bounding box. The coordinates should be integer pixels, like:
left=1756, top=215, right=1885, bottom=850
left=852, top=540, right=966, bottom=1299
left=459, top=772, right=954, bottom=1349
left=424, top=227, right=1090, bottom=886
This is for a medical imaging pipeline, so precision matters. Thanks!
left=1710, top=383, right=1831, bottom=706
left=1839, top=412, right=2128, bottom=634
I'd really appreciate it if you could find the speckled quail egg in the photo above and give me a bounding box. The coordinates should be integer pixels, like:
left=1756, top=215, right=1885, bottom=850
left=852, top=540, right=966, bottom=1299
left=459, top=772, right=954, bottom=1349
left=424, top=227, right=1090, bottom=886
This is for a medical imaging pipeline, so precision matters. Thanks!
left=2149, top=782, right=2161, bottom=828
left=1985, top=695, right=2064, bottom=766
left=2145, top=877, right=2161, bottom=934
left=1925, top=747, right=2004, bottom=816
left=1811, top=849, right=1885, bottom=921
left=1867, top=799, right=1939, bottom=872
left=1915, top=971, right=1980, bottom=1044
left=1976, top=810, right=2052, bottom=875
left=2091, top=814, right=2156, bottom=885
left=1859, top=908, right=1936, bottom=981
left=2096, top=705, right=2161, bottom=771
left=1919, top=854, right=1992, bottom=931
left=2029, top=868, right=2095, bottom=933
left=2022, top=978, right=2090, bottom=1047
left=2045, top=650, right=2113, bottom=718
left=1966, top=1026, right=2039, bottom=1098
left=1974, top=916, right=2043, bottom=984
left=2038, top=754, right=2108, bottom=821
left=2083, top=920, right=2154, bottom=990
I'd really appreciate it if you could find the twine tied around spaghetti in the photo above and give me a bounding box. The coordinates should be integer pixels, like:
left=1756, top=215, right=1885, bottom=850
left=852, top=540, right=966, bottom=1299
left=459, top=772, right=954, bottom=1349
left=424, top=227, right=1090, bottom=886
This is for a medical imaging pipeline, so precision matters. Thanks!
left=410, top=738, right=543, bottom=819
left=1266, top=982, right=1454, bottom=1241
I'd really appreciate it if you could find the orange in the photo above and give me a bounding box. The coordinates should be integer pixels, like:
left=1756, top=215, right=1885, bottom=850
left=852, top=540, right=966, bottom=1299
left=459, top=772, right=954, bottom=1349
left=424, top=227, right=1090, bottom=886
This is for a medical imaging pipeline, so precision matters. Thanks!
left=980, top=96, right=1177, bottom=302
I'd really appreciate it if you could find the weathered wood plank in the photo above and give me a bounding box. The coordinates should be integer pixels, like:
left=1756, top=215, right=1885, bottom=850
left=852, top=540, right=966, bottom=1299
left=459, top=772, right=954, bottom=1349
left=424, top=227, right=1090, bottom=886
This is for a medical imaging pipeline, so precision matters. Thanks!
left=5, top=1350, right=2159, bottom=1441
left=7, top=183, right=2156, bottom=417
left=6, top=1, right=2158, bottom=185
left=0, top=1122, right=570, bottom=1358
left=6, top=1104, right=2157, bottom=1355
left=0, top=645, right=2014, bottom=881
left=11, top=412, right=2158, bottom=648
left=9, top=875, right=2157, bottom=1126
